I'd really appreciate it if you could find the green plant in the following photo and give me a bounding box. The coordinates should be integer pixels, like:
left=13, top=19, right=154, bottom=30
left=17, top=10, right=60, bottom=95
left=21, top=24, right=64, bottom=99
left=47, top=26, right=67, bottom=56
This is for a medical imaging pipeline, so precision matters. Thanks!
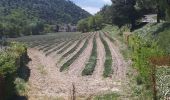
left=14, top=78, right=28, bottom=96
left=0, top=42, right=28, bottom=99
left=82, top=36, right=97, bottom=75
left=99, top=33, right=113, bottom=77
left=60, top=38, right=89, bottom=71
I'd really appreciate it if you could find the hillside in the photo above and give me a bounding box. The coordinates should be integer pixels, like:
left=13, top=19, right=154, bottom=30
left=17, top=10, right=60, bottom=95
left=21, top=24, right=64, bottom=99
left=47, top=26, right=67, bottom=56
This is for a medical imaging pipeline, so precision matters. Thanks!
left=0, top=0, right=91, bottom=24
left=0, top=0, right=91, bottom=37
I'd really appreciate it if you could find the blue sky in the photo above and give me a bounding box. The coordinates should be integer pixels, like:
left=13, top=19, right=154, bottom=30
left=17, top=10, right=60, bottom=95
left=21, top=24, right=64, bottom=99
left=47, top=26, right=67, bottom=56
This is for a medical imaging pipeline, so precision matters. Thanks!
left=70, top=0, right=112, bottom=15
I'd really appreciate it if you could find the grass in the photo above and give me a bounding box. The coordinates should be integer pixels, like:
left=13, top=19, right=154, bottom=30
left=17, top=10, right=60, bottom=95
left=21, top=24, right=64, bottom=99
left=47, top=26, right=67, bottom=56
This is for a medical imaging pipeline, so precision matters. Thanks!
left=82, top=35, right=97, bottom=76
left=99, top=32, right=113, bottom=77
left=37, top=65, right=47, bottom=75
left=60, top=38, right=89, bottom=72
left=14, top=78, right=28, bottom=96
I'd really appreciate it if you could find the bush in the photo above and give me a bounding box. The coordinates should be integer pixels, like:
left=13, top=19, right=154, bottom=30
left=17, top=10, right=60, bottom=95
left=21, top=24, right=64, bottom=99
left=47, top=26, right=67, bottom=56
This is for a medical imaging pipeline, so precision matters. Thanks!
left=14, top=78, right=28, bottom=96
left=0, top=42, right=28, bottom=99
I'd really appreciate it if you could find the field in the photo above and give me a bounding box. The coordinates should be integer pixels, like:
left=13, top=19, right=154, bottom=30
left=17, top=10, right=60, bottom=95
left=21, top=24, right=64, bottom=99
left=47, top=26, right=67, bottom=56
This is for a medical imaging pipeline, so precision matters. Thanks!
left=10, top=32, right=126, bottom=99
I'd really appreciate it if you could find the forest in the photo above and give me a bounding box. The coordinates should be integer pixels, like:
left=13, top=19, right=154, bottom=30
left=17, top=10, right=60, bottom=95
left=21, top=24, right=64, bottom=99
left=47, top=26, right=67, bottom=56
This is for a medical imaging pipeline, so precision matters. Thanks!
left=0, top=0, right=91, bottom=37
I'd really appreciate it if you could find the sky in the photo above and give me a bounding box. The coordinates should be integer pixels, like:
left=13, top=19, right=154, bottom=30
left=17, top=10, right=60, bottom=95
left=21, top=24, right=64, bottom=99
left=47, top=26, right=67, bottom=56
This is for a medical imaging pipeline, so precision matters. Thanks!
left=70, top=0, right=112, bottom=15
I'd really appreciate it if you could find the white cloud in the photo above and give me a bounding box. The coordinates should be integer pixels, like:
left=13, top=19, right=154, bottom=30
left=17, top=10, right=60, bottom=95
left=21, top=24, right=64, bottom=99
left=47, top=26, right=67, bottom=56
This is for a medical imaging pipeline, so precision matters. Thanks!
left=102, top=0, right=112, bottom=4
left=82, top=6, right=100, bottom=15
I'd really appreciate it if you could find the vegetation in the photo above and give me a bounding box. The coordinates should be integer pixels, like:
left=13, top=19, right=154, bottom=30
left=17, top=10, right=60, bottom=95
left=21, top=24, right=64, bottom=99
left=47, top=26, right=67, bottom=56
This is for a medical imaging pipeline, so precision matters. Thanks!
left=77, top=15, right=104, bottom=32
left=60, top=34, right=91, bottom=58
left=94, top=93, right=119, bottom=100
left=60, top=39, right=89, bottom=72
left=78, top=0, right=170, bottom=32
left=99, top=33, right=113, bottom=77
left=0, top=0, right=91, bottom=37
left=102, top=22, right=170, bottom=99
left=0, top=0, right=90, bottom=24
left=156, top=67, right=170, bottom=100
left=126, top=23, right=170, bottom=99
left=0, top=42, right=28, bottom=99
left=62, top=40, right=83, bottom=58
left=129, top=34, right=163, bottom=99
left=82, top=35, right=97, bottom=76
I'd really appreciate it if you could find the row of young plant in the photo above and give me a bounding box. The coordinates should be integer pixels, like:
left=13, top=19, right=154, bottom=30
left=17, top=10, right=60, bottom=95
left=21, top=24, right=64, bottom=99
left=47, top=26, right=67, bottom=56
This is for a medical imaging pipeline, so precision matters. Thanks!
left=103, top=32, right=115, bottom=43
left=0, top=42, right=28, bottom=100
left=82, top=34, right=97, bottom=76
left=49, top=34, right=91, bottom=54
left=99, top=32, right=113, bottom=77
left=56, top=33, right=91, bottom=55
left=37, top=36, right=79, bottom=51
left=29, top=37, right=58, bottom=48
left=42, top=40, right=66, bottom=53
left=60, top=37, right=90, bottom=72
left=27, top=33, right=84, bottom=48
left=45, top=41, right=67, bottom=56
left=36, top=33, right=89, bottom=53
left=60, top=33, right=93, bottom=59
left=57, top=41, right=78, bottom=54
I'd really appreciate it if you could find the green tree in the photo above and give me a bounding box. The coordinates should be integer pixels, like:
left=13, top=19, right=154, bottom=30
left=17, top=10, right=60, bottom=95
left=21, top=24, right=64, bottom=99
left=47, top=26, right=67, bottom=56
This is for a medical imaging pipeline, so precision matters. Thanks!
left=99, top=5, right=113, bottom=24
left=77, top=19, right=89, bottom=33
left=88, top=16, right=97, bottom=31
left=94, top=14, right=104, bottom=30
left=111, top=0, right=137, bottom=30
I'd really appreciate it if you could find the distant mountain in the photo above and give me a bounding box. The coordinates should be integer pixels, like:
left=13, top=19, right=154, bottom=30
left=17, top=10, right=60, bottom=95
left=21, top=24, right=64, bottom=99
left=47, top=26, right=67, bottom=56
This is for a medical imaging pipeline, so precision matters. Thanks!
left=0, top=0, right=91, bottom=24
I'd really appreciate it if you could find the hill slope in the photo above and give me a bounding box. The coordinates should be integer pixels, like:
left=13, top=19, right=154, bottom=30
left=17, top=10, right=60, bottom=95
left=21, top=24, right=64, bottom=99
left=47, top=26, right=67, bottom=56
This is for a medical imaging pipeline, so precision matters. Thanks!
left=0, top=0, right=91, bottom=24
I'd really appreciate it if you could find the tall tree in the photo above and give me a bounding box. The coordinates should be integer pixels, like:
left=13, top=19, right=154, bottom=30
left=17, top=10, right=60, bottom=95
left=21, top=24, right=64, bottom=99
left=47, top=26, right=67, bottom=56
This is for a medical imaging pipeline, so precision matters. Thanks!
left=111, top=0, right=137, bottom=30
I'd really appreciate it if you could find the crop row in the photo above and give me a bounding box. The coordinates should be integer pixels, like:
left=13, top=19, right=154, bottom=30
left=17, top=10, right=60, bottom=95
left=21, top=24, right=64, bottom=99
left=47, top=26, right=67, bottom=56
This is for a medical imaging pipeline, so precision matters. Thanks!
left=100, top=32, right=113, bottom=77
left=82, top=34, right=97, bottom=76
left=45, top=42, right=67, bottom=56
left=60, top=33, right=93, bottom=59
left=103, top=32, right=115, bottom=43
left=57, top=41, right=76, bottom=54
left=60, top=37, right=90, bottom=72
left=39, top=33, right=89, bottom=51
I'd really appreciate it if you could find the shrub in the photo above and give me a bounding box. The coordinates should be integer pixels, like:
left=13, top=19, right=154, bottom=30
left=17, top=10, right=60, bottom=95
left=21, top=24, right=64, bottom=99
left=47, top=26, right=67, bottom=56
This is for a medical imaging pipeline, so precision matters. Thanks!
left=0, top=42, right=28, bottom=99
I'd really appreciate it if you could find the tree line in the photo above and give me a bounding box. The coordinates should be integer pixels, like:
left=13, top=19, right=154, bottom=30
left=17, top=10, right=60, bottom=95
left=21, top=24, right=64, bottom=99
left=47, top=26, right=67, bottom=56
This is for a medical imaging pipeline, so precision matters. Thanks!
left=77, top=0, right=170, bottom=32
left=0, top=0, right=91, bottom=38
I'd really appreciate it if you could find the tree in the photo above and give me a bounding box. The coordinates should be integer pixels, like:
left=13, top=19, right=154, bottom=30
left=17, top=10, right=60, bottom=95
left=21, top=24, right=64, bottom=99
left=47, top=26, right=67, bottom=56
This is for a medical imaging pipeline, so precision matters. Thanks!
left=111, top=0, right=137, bottom=30
left=94, top=14, right=104, bottom=30
left=88, top=17, right=97, bottom=31
left=77, top=19, right=89, bottom=33
left=136, top=0, right=170, bottom=22
left=99, top=5, right=113, bottom=24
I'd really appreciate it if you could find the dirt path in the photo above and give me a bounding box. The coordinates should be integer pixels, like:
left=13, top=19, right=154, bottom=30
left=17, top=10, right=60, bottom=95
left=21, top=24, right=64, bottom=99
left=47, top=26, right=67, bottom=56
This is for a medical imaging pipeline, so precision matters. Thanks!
left=92, top=33, right=105, bottom=78
left=103, top=33, right=126, bottom=81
